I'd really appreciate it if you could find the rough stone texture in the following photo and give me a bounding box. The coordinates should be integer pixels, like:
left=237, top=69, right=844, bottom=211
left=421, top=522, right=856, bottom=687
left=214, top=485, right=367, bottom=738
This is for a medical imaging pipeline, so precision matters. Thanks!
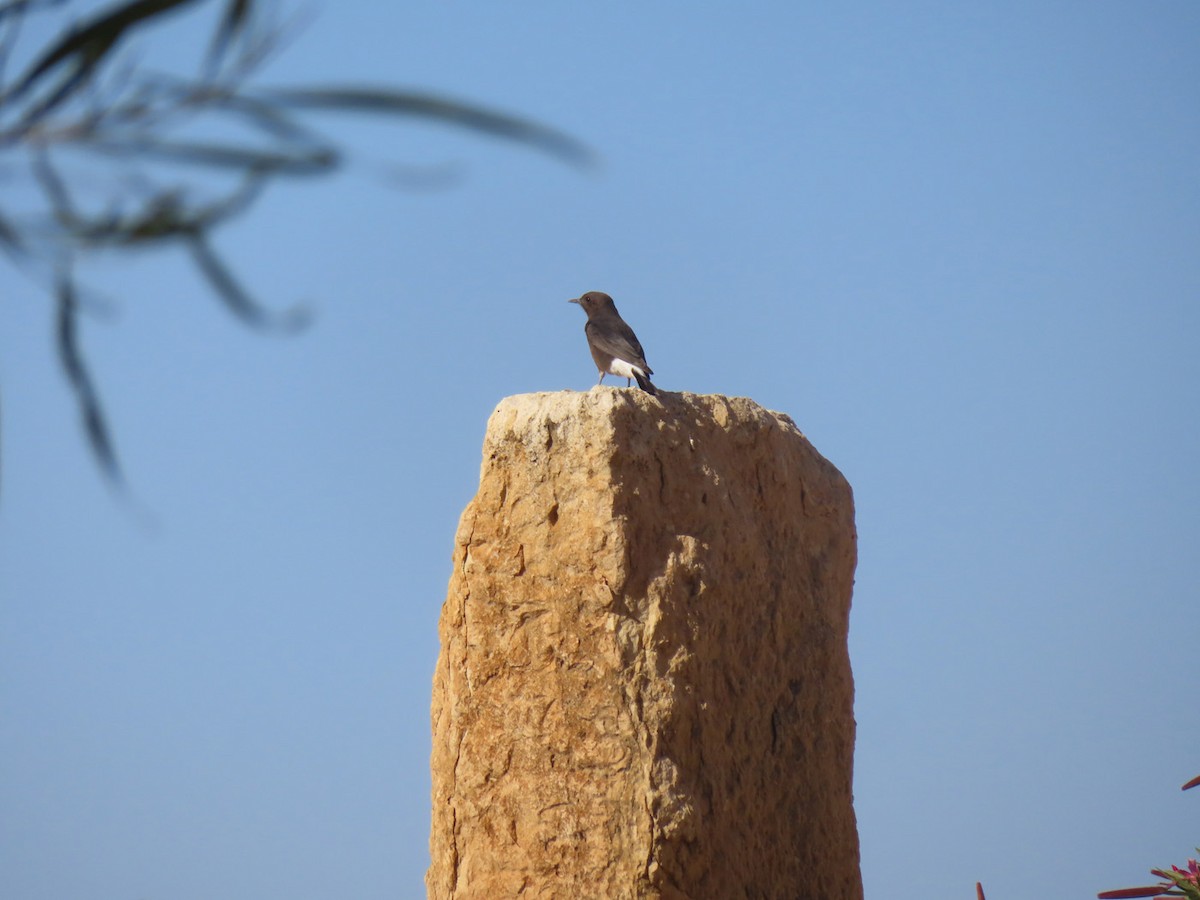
left=428, top=389, right=860, bottom=900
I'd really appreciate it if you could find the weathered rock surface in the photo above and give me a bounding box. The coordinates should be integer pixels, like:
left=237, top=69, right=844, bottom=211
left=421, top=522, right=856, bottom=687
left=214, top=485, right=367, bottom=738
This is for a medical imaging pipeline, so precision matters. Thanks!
left=428, top=389, right=860, bottom=900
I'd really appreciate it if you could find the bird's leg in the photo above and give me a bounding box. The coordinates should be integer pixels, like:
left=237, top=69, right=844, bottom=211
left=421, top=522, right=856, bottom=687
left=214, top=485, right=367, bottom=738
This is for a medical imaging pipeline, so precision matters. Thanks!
left=626, top=378, right=632, bottom=387
left=597, top=373, right=606, bottom=386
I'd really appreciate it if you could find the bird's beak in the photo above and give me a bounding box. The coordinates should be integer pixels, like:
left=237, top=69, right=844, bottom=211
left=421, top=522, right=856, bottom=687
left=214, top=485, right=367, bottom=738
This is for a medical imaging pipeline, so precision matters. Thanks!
left=567, top=297, right=580, bottom=304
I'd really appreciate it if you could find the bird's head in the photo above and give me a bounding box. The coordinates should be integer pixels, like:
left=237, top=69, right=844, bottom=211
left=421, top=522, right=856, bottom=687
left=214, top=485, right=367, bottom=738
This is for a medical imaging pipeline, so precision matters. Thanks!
left=568, top=291, right=616, bottom=315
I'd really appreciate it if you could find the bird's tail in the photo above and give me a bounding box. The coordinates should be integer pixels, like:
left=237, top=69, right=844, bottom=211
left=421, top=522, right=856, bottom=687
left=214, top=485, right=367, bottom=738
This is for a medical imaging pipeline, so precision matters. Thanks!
left=633, top=370, right=657, bottom=395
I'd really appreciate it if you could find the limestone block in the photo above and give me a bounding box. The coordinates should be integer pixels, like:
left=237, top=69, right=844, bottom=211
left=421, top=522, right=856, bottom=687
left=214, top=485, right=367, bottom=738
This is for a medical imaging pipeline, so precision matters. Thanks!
left=428, top=389, right=860, bottom=900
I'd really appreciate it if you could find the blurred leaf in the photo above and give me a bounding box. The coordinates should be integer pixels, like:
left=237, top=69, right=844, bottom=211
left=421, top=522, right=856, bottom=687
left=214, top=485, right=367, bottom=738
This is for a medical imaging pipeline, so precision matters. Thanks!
left=2, top=0, right=591, bottom=497
left=186, top=231, right=310, bottom=331
left=211, top=87, right=323, bottom=143
left=0, top=0, right=28, bottom=22
left=55, top=267, right=122, bottom=482
left=90, top=135, right=337, bottom=176
left=30, top=147, right=78, bottom=226
left=74, top=190, right=194, bottom=245
left=0, top=0, right=67, bottom=24
left=205, top=0, right=251, bottom=70
left=6, top=0, right=204, bottom=118
left=0, top=208, right=26, bottom=256
left=34, top=144, right=268, bottom=248
left=263, top=86, right=595, bottom=167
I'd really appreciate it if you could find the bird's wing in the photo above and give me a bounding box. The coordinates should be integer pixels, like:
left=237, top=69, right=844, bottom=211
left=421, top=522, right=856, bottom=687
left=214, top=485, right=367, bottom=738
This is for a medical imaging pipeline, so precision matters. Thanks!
left=586, top=319, right=652, bottom=373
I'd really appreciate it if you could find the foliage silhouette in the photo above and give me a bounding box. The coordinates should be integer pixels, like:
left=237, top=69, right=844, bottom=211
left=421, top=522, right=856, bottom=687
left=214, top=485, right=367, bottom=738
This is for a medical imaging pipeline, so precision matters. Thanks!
left=0, top=0, right=590, bottom=493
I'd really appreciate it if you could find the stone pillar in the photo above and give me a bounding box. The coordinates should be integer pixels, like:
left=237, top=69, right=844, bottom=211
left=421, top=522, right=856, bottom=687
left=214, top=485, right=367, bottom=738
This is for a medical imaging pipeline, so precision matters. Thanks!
left=428, top=390, right=861, bottom=900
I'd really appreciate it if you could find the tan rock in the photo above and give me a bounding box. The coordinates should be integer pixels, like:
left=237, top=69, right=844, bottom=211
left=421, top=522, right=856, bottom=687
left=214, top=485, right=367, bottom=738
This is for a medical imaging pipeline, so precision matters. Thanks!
left=428, top=389, right=861, bottom=900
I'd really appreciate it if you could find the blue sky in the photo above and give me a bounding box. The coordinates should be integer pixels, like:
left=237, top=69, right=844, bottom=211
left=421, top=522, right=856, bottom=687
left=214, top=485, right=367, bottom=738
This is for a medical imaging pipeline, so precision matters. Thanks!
left=2, top=2, right=1198, bottom=898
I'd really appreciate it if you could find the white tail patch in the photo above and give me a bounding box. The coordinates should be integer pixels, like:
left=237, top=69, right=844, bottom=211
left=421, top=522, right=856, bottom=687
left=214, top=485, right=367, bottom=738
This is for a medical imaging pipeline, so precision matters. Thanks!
left=607, top=358, right=645, bottom=380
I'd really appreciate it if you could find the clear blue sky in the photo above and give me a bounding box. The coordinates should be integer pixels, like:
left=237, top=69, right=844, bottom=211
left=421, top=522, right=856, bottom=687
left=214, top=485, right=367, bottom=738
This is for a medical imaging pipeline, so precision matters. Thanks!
left=2, top=2, right=1197, bottom=898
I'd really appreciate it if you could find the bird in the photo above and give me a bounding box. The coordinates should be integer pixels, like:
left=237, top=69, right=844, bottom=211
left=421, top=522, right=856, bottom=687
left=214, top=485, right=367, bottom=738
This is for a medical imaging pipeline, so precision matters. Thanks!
left=568, top=291, right=657, bottom=395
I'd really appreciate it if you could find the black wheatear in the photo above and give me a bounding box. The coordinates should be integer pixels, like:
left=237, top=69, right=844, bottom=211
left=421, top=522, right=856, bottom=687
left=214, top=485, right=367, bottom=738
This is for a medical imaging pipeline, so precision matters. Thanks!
left=568, top=291, right=656, bottom=395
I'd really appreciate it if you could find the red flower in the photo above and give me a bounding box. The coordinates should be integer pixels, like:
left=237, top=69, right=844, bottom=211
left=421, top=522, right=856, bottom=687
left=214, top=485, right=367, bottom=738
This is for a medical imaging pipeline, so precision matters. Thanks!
left=1170, top=859, right=1200, bottom=887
